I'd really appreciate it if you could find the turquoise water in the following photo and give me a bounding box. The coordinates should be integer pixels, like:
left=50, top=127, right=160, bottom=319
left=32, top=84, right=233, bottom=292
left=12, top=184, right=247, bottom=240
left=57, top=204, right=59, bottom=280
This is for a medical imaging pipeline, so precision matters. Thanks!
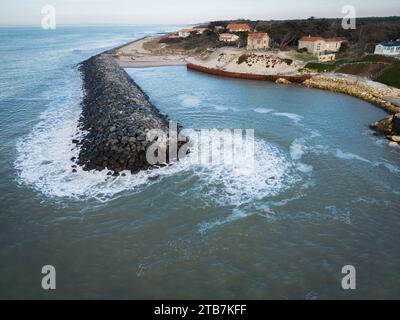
left=1, top=27, right=400, bottom=299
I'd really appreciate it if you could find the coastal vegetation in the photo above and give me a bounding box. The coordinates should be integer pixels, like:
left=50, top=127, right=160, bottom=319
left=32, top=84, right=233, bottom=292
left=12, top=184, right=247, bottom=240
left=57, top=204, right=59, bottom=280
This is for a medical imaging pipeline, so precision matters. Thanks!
left=254, top=16, right=400, bottom=54
left=304, top=55, right=400, bottom=88
left=375, top=62, right=400, bottom=88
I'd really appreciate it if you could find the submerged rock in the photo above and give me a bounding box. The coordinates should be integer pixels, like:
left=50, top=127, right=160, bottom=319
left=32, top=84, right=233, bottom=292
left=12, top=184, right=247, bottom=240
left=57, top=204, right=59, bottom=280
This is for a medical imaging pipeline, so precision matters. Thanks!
left=76, top=54, right=185, bottom=173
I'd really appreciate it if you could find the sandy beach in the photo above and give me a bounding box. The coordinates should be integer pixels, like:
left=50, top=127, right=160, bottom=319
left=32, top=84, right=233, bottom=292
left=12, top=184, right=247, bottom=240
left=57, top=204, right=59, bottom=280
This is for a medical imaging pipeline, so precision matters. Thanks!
left=112, top=36, right=187, bottom=68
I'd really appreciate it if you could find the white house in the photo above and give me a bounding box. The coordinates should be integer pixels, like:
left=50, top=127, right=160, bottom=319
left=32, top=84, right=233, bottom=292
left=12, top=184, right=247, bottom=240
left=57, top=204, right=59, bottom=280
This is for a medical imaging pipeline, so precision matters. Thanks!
left=178, top=29, right=193, bottom=38
left=178, top=28, right=208, bottom=38
left=298, top=36, right=348, bottom=56
left=219, top=33, right=239, bottom=42
left=374, top=42, right=400, bottom=56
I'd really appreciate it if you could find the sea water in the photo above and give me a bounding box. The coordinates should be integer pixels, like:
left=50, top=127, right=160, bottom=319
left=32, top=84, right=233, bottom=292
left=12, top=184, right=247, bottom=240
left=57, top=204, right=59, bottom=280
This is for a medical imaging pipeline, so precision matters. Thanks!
left=1, top=26, right=400, bottom=299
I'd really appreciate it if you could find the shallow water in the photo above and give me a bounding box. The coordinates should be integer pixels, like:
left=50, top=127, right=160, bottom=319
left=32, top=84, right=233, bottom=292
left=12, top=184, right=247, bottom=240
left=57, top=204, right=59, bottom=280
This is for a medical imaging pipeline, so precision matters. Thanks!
left=1, top=27, right=400, bottom=299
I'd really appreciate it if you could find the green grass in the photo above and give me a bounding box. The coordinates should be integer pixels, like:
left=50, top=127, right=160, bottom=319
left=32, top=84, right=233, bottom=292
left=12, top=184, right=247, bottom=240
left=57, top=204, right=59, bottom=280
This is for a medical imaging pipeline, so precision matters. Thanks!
left=374, top=62, right=400, bottom=88
left=336, top=62, right=388, bottom=79
left=359, top=55, right=398, bottom=64
left=293, top=52, right=315, bottom=62
left=304, top=59, right=348, bottom=72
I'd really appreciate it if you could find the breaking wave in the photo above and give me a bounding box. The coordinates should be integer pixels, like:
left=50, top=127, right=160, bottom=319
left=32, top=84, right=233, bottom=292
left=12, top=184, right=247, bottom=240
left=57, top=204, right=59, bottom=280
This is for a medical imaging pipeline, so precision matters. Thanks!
left=15, top=77, right=301, bottom=205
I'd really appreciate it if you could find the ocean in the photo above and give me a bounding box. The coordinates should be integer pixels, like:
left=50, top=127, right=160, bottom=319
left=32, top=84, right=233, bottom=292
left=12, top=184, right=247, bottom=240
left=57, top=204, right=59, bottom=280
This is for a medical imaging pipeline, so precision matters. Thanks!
left=1, top=26, right=400, bottom=299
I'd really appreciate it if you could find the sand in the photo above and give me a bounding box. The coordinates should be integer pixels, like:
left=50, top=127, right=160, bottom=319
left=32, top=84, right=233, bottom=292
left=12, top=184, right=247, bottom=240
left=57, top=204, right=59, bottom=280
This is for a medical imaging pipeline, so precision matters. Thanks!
left=113, top=36, right=187, bottom=68
left=186, top=47, right=308, bottom=76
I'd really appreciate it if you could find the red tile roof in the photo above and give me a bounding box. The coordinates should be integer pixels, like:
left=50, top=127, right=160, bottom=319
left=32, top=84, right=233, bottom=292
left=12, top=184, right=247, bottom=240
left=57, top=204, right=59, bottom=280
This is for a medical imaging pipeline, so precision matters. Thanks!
left=248, top=33, right=268, bottom=40
left=227, top=23, right=251, bottom=31
left=299, top=36, right=324, bottom=42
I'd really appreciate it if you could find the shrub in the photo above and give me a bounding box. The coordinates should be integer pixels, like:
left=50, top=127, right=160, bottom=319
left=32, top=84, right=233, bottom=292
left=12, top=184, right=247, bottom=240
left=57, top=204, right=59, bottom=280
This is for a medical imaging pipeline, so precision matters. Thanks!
left=283, top=58, right=293, bottom=65
left=237, top=54, right=249, bottom=64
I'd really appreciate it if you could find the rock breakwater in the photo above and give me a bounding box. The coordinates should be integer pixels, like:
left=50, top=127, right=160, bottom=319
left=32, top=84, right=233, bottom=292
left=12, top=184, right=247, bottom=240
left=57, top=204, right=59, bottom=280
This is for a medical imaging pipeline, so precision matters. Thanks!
left=76, top=54, right=182, bottom=174
left=302, top=76, right=400, bottom=114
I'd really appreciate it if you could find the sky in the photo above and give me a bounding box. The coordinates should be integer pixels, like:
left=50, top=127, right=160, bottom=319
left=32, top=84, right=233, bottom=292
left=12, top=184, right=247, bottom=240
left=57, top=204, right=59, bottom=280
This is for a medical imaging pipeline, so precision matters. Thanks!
left=0, top=0, right=399, bottom=26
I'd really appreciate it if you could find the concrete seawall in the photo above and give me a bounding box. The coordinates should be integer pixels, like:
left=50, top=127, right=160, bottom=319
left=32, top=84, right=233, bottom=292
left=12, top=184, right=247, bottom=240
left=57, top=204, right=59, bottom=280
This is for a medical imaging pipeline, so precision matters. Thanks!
left=76, top=53, right=180, bottom=174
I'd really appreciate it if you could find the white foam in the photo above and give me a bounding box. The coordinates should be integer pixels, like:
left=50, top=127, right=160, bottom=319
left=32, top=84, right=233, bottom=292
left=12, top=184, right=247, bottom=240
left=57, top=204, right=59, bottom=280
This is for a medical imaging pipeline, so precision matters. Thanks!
left=177, top=94, right=201, bottom=108
left=273, top=112, right=304, bottom=123
left=289, top=139, right=313, bottom=174
left=253, top=108, right=273, bottom=114
left=314, top=145, right=400, bottom=174
left=198, top=208, right=250, bottom=233
left=296, top=163, right=313, bottom=173
left=213, top=105, right=238, bottom=112
left=333, top=149, right=371, bottom=163
left=187, top=132, right=298, bottom=207
left=373, top=161, right=400, bottom=174
left=290, top=139, right=307, bottom=160
left=14, top=71, right=191, bottom=202
left=16, top=86, right=297, bottom=205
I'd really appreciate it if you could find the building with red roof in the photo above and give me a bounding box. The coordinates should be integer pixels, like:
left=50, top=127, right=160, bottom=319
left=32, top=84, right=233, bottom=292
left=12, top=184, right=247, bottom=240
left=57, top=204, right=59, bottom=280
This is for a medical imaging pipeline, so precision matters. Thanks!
left=227, top=23, right=251, bottom=33
left=247, top=33, right=270, bottom=50
left=298, top=35, right=348, bottom=56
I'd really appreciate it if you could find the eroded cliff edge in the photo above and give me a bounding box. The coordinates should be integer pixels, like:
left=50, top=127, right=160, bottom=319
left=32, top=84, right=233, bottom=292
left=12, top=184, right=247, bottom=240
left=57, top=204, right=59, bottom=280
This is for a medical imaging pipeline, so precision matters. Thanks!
left=76, top=54, right=180, bottom=174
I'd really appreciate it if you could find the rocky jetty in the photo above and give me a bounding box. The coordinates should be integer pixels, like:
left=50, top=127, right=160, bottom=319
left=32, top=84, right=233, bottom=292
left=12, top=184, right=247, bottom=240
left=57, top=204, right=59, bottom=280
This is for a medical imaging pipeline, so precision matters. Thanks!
left=76, top=53, right=183, bottom=174
left=302, top=76, right=400, bottom=114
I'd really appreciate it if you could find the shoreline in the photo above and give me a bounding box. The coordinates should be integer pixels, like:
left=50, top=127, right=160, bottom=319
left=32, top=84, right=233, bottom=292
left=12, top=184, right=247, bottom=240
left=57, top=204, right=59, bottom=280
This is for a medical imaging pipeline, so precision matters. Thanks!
left=117, top=60, right=186, bottom=68
left=76, top=34, right=400, bottom=168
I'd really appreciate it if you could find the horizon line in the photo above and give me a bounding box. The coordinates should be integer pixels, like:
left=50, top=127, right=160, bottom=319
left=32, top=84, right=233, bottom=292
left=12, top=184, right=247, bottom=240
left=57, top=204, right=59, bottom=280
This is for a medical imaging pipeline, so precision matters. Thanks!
left=1, top=15, right=399, bottom=28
